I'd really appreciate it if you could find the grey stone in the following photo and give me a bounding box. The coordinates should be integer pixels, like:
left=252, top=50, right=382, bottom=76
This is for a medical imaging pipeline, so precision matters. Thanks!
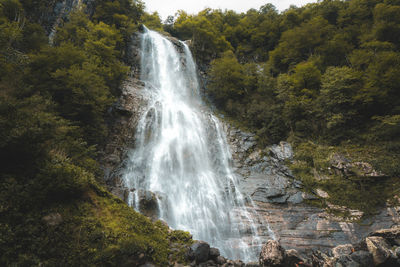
left=287, top=192, right=304, bottom=204
left=366, top=236, right=395, bottom=266
left=216, top=256, right=227, bottom=265
left=209, top=247, right=220, bottom=259
left=190, top=241, right=210, bottom=264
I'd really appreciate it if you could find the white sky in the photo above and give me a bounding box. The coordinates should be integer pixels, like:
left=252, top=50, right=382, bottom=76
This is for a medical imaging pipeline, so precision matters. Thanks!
left=143, top=0, right=318, bottom=20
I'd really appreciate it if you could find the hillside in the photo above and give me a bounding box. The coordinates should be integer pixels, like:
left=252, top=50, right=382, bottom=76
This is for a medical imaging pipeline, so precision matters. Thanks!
left=0, top=0, right=399, bottom=266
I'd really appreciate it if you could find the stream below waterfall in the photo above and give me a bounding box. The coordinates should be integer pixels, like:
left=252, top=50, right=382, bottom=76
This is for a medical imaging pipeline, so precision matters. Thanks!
left=122, top=27, right=274, bottom=262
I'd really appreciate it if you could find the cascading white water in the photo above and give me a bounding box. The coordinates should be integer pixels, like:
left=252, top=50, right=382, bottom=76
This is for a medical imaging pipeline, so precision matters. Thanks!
left=123, top=28, right=273, bottom=262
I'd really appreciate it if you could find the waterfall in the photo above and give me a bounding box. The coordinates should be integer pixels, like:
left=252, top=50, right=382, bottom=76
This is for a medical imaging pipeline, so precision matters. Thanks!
left=123, top=28, right=273, bottom=262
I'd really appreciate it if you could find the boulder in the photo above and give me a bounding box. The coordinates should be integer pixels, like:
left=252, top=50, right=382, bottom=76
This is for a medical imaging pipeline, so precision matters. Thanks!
left=365, top=236, right=396, bottom=266
left=209, top=247, right=220, bottom=259
left=135, top=189, right=165, bottom=220
left=189, top=241, right=210, bottom=264
left=216, top=256, right=227, bottom=265
left=259, top=240, right=286, bottom=267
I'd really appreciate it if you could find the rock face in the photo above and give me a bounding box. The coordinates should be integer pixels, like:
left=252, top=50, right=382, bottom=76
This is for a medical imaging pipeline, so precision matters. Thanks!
left=100, top=76, right=149, bottom=201
left=222, top=123, right=400, bottom=256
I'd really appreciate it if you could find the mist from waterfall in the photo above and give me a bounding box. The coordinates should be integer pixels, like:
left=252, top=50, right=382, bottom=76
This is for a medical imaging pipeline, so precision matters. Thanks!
left=123, top=27, right=273, bottom=262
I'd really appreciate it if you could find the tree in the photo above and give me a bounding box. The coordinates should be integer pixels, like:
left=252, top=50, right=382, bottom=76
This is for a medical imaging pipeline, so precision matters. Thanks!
left=208, top=51, right=245, bottom=106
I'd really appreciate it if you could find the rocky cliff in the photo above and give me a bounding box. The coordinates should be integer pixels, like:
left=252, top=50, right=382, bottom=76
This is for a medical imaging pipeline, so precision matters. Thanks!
left=100, top=31, right=400, bottom=266
left=222, top=123, right=400, bottom=257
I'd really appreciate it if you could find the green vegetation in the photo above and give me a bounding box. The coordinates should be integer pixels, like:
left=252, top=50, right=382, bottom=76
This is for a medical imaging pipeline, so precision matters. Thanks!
left=0, top=182, right=191, bottom=266
left=0, top=0, right=192, bottom=265
left=164, top=0, right=400, bottom=215
left=289, top=142, right=400, bottom=218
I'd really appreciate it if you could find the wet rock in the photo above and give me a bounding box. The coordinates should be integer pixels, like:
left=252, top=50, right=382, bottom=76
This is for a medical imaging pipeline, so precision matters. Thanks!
left=259, top=240, right=286, bottom=267
left=190, top=241, right=210, bottom=264
left=366, top=236, right=396, bottom=266
left=42, top=213, right=63, bottom=226
left=209, top=247, right=220, bottom=259
left=136, top=190, right=160, bottom=220
left=216, top=256, right=227, bottom=265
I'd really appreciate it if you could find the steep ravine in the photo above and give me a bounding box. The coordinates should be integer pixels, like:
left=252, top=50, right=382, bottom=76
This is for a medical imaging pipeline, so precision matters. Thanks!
left=100, top=32, right=400, bottom=266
